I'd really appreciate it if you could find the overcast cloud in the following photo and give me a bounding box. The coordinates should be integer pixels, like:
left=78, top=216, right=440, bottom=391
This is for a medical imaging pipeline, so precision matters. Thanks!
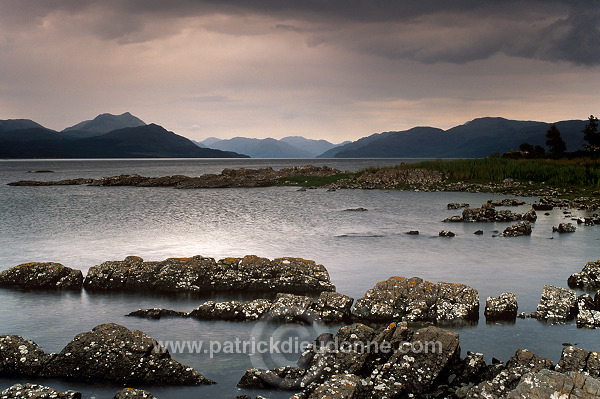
left=0, top=0, right=598, bottom=141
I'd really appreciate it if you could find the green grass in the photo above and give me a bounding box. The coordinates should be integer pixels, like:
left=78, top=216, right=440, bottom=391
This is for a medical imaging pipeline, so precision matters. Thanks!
left=374, top=158, right=600, bottom=188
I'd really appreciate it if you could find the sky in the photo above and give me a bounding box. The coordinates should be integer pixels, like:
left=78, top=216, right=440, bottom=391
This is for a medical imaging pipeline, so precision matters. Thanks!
left=0, top=1, right=598, bottom=142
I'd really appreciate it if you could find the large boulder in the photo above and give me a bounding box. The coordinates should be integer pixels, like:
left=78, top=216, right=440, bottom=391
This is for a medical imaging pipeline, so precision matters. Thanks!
left=84, top=255, right=335, bottom=294
left=0, top=262, right=83, bottom=290
left=568, top=260, right=600, bottom=289
left=506, top=369, right=600, bottom=398
left=40, top=323, right=214, bottom=385
left=485, top=293, right=518, bottom=321
left=0, top=383, right=81, bottom=399
left=352, top=276, right=479, bottom=325
left=535, top=285, right=577, bottom=321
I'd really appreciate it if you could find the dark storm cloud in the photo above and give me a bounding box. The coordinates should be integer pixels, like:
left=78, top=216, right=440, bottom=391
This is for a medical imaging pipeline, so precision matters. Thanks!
left=1, top=0, right=597, bottom=65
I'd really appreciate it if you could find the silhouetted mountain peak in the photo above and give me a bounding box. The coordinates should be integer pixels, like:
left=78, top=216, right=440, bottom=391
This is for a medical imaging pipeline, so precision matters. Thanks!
left=62, top=112, right=146, bottom=136
left=0, top=119, right=47, bottom=132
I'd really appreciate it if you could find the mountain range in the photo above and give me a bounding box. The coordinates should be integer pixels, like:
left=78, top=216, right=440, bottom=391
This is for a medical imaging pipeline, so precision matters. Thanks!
left=199, top=136, right=347, bottom=158
left=0, top=113, right=247, bottom=158
left=318, top=117, right=588, bottom=158
left=0, top=113, right=591, bottom=159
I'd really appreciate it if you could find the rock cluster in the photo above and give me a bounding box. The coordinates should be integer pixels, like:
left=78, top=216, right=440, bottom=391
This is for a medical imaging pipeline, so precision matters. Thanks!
left=439, top=230, right=456, bottom=237
left=0, top=323, right=213, bottom=385
left=352, top=167, right=444, bottom=189
left=568, top=260, right=600, bottom=289
left=444, top=204, right=536, bottom=223
left=485, top=293, right=518, bottom=321
left=502, top=221, right=532, bottom=237
left=113, top=388, right=157, bottom=399
left=84, top=255, right=334, bottom=294
left=351, top=276, right=479, bottom=325
left=237, top=323, right=600, bottom=398
left=0, top=262, right=83, bottom=290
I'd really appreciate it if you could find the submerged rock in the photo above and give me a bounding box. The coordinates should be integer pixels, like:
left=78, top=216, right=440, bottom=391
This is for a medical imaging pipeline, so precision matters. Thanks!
left=502, top=221, right=532, bottom=237
left=553, top=222, right=576, bottom=233
left=0, top=383, right=81, bottom=399
left=0, top=262, right=83, bottom=290
left=133, top=292, right=354, bottom=324
left=113, top=388, right=157, bottom=399
left=83, top=255, right=335, bottom=294
left=535, top=285, right=577, bottom=322
left=439, top=230, right=456, bottom=237
left=485, top=293, right=518, bottom=321
left=448, top=203, right=470, bottom=209
left=352, top=276, right=479, bottom=325
left=40, top=323, right=214, bottom=385
left=568, top=260, right=600, bottom=289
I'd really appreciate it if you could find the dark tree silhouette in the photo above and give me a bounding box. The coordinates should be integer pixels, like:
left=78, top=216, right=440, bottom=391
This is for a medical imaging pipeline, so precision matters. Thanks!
left=583, top=114, right=599, bottom=150
left=545, top=124, right=566, bottom=154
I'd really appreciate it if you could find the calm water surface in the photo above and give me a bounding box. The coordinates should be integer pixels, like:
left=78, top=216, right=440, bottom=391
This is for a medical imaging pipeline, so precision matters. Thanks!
left=0, top=159, right=599, bottom=398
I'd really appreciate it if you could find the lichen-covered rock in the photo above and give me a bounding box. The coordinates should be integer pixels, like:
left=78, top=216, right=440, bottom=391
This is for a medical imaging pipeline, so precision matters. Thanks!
left=40, top=323, right=214, bottom=385
left=83, top=255, right=335, bottom=294
left=502, top=221, right=532, bottom=237
left=535, top=285, right=577, bottom=321
left=0, top=383, right=81, bottom=399
left=506, top=369, right=600, bottom=398
left=367, top=326, right=461, bottom=398
left=556, top=346, right=600, bottom=377
left=352, top=276, right=479, bottom=325
left=306, top=374, right=363, bottom=399
left=568, top=260, right=600, bottom=289
left=312, top=292, right=354, bottom=323
left=237, top=366, right=309, bottom=390
left=0, top=262, right=83, bottom=290
left=113, top=388, right=157, bottom=399
left=485, top=293, right=518, bottom=321
left=189, top=299, right=272, bottom=321
left=553, top=222, right=576, bottom=233
left=578, top=309, right=600, bottom=328
left=466, top=349, right=553, bottom=399
left=0, top=335, right=54, bottom=376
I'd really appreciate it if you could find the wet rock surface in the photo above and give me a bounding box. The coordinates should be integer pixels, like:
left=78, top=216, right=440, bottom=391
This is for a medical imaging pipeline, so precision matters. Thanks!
left=0, top=262, right=83, bottom=290
left=0, top=383, right=81, bottom=399
left=84, top=255, right=335, bottom=294
left=113, top=388, right=157, bottom=398
left=351, top=276, right=479, bottom=325
left=485, top=293, right=518, bottom=321
left=439, top=230, right=456, bottom=237
left=502, top=221, right=532, bottom=237
left=568, top=260, right=600, bottom=289
left=129, top=292, right=354, bottom=324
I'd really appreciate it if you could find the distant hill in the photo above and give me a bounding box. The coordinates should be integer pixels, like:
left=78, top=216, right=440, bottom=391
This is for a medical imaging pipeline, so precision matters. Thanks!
left=61, top=112, right=146, bottom=138
left=0, top=119, right=47, bottom=132
left=318, top=117, right=588, bottom=158
left=0, top=122, right=247, bottom=159
left=204, top=137, right=313, bottom=158
left=202, top=136, right=342, bottom=158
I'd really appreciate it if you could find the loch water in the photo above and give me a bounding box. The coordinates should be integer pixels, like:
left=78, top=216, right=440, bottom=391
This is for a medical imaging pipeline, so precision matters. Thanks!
left=0, top=158, right=599, bottom=398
